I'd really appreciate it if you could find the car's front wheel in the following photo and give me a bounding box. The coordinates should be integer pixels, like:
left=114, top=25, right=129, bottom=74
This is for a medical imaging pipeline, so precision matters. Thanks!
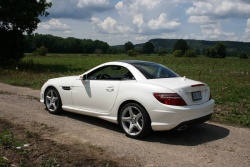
left=45, top=87, right=62, bottom=114
left=119, top=103, right=152, bottom=139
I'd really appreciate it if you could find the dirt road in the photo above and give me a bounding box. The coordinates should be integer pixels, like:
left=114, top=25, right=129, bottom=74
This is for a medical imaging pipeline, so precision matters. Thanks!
left=0, top=82, right=249, bottom=167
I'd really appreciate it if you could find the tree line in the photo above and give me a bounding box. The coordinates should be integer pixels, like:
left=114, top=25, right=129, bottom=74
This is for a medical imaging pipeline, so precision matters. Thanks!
left=28, top=35, right=247, bottom=59
left=25, top=34, right=110, bottom=54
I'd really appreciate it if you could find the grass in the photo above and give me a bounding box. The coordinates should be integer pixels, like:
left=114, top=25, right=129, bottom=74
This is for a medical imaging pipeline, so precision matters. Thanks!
left=0, top=53, right=249, bottom=127
left=0, top=130, right=20, bottom=149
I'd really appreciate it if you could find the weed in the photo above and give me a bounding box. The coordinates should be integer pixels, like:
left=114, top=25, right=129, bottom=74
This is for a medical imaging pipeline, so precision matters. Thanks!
left=26, top=131, right=35, bottom=138
left=0, top=156, right=9, bottom=166
left=0, top=130, right=17, bottom=148
left=39, top=158, right=60, bottom=167
left=0, top=90, right=14, bottom=95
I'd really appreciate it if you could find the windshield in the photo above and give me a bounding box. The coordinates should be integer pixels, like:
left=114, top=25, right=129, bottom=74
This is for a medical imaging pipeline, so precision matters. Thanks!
left=130, top=62, right=179, bottom=79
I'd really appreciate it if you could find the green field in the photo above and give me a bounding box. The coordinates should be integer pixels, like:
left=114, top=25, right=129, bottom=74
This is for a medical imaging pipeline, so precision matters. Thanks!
left=0, top=54, right=249, bottom=127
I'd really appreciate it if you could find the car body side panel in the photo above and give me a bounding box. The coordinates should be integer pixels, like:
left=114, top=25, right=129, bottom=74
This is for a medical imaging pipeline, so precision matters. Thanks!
left=110, top=80, right=214, bottom=131
left=109, top=80, right=173, bottom=120
left=71, top=78, right=120, bottom=113
left=40, top=76, right=77, bottom=107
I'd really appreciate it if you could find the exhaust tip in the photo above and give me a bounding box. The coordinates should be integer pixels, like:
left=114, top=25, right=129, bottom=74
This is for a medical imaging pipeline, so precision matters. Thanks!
left=177, top=125, right=187, bottom=131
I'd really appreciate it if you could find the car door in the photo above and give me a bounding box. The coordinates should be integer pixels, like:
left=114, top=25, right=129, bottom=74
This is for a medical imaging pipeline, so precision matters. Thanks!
left=71, top=65, right=132, bottom=113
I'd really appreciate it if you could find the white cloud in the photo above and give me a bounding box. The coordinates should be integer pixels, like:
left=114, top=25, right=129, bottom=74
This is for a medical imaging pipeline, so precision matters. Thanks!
left=246, top=18, right=250, bottom=33
left=77, top=0, right=109, bottom=8
left=132, top=14, right=146, bottom=33
left=91, top=17, right=117, bottom=33
left=115, top=0, right=162, bottom=11
left=162, top=33, right=182, bottom=39
left=135, top=36, right=148, bottom=41
left=201, top=28, right=234, bottom=38
left=91, top=17, right=133, bottom=34
left=115, top=1, right=124, bottom=9
left=199, top=23, right=235, bottom=40
left=148, top=13, right=180, bottom=30
left=188, top=16, right=214, bottom=24
left=38, top=19, right=71, bottom=32
left=186, top=0, right=250, bottom=18
left=185, top=0, right=247, bottom=41
left=133, top=14, right=144, bottom=28
left=243, top=18, right=250, bottom=41
left=140, top=0, right=162, bottom=10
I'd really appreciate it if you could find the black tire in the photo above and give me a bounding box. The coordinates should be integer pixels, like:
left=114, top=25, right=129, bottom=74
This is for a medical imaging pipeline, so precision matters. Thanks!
left=45, top=87, right=62, bottom=114
left=119, top=103, right=152, bottom=139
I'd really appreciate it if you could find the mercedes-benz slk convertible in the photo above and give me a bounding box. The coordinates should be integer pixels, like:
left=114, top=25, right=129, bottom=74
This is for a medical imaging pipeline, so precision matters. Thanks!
left=40, top=60, right=214, bottom=138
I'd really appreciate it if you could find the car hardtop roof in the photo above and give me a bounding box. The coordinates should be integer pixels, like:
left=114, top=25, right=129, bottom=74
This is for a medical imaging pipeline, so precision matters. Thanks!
left=116, top=60, right=157, bottom=64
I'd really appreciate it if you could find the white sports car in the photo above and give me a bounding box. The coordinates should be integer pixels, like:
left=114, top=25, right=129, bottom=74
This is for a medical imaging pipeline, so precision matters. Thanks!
left=40, top=60, right=214, bottom=138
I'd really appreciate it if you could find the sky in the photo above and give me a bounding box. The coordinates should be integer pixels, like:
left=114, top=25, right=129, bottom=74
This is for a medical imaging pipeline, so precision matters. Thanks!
left=36, top=0, right=250, bottom=45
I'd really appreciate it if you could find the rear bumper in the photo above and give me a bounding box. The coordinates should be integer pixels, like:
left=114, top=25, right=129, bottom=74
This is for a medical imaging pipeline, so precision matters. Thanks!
left=172, top=114, right=212, bottom=130
left=150, top=99, right=214, bottom=131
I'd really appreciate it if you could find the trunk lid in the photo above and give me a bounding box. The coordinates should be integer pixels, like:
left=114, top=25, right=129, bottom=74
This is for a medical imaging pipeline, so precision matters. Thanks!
left=143, top=77, right=210, bottom=105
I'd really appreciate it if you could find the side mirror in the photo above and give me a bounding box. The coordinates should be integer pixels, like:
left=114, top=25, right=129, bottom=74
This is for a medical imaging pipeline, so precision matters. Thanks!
left=81, top=74, right=87, bottom=80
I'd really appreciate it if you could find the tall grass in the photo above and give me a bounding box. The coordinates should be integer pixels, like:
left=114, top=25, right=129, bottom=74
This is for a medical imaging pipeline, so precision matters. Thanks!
left=0, top=54, right=249, bottom=127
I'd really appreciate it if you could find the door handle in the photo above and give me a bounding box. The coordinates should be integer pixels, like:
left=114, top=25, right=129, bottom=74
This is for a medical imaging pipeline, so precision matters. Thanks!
left=106, top=87, right=114, bottom=92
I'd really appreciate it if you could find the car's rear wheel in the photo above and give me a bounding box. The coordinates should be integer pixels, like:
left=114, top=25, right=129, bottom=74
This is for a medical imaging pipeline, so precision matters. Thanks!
left=119, top=103, right=152, bottom=139
left=45, top=87, right=62, bottom=114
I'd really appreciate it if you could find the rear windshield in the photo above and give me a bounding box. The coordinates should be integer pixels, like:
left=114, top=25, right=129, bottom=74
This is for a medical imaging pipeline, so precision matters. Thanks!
left=130, top=62, right=179, bottom=79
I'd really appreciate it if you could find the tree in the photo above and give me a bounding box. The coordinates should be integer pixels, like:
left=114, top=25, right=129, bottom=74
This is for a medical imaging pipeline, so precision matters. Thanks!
left=173, top=39, right=188, bottom=54
left=25, top=34, right=110, bottom=54
left=0, top=29, right=24, bottom=65
left=205, top=42, right=227, bottom=58
left=0, top=0, right=52, bottom=65
left=142, top=42, right=154, bottom=54
left=124, top=41, right=134, bottom=53
left=214, top=42, right=227, bottom=58
left=0, top=0, right=52, bottom=34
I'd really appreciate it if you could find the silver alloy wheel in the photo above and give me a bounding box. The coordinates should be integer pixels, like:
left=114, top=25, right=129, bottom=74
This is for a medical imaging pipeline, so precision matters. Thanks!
left=121, top=106, right=144, bottom=136
left=45, top=89, right=59, bottom=112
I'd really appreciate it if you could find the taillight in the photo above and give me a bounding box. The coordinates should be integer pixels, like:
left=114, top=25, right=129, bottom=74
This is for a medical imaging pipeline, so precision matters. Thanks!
left=153, top=93, right=187, bottom=106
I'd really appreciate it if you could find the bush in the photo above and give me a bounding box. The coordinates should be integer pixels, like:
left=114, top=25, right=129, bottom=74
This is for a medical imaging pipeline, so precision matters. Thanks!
left=239, top=53, right=248, bottom=59
left=173, top=50, right=183, bottom=57
left=185, top=49, right=197, bottom=57
left=33, top=46, right=48, bottom=56
left=127, top=49, right=138, bottom=57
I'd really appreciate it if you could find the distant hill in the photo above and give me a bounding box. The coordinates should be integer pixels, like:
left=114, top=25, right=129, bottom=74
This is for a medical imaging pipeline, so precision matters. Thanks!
left=115, top=39, right=250, bottom=56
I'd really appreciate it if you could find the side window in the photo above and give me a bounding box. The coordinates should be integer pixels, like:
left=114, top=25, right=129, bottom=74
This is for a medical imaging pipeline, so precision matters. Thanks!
left=87, top=65, right=134, bottom=80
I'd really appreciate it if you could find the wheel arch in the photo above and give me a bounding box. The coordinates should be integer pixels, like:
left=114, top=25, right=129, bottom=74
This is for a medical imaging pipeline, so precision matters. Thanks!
left=117, top=100, right=152, bottom=123
left=43, top=86, right=58, bottom=103
left=43, top=85, right=63, bottom=114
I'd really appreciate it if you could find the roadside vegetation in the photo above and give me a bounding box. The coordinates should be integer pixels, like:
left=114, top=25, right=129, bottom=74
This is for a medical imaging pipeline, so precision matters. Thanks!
left=0, top=54, right=249, bottom=127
